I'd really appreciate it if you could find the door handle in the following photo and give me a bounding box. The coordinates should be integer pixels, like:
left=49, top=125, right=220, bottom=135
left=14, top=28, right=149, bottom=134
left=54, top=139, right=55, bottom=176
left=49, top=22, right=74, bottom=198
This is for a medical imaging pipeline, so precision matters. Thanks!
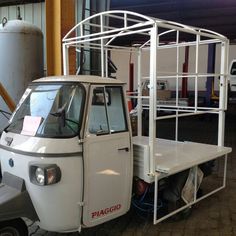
left=118, top=147, right=129, bottom=152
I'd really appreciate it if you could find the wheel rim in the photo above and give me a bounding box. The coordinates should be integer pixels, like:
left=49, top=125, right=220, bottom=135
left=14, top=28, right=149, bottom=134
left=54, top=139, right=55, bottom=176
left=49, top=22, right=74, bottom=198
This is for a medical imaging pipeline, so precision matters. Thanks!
left=0, top=226, right=20, bottom=236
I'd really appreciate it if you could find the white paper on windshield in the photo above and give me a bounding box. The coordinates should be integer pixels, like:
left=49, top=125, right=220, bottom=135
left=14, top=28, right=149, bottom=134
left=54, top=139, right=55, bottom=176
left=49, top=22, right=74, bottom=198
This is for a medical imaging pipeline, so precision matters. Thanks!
left=21, top=116, right=42, bottom=136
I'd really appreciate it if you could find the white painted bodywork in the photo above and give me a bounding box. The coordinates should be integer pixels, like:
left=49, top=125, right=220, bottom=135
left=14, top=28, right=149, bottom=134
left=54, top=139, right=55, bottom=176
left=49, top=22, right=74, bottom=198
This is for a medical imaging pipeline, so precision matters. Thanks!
left=83, top=132, right=132, bottom=227
left=0, top=132, right=83, bottom=232
left=82, top=83, right=133, bottom=226
left=34, top=75, right=125, bottom=84
left=0, top=75, right=132, bottom=232
left=133, top=136, right=232, bottom=179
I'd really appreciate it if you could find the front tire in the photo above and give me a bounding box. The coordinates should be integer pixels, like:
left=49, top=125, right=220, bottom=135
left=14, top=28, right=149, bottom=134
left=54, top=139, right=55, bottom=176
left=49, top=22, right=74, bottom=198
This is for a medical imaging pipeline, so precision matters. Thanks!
left=0, top=218, right=28, bottom=236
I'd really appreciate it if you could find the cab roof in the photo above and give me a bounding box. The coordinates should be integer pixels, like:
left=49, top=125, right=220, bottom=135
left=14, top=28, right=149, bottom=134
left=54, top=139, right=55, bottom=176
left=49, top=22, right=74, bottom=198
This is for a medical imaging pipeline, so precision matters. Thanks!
left=33, top=75, right=125, bottom=85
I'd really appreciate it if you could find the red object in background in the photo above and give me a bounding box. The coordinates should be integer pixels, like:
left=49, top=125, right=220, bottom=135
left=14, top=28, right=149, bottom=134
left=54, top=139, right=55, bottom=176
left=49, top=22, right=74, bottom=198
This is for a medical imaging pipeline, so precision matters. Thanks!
left=182, top=46, right=189, bottom=98
left=135, top=179, right=149, bottom=196
left=127, top=100, right=132, bottom=112
left=129, top=63, right=134, bottom=92
left=128, top=62, right=134, bottom=111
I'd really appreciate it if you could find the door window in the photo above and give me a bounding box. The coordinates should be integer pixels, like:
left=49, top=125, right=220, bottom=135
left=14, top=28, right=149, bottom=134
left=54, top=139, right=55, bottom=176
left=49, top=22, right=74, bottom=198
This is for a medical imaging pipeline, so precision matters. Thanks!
left=88, top=87, right=109, bottom=135
left=106, top=87, right=127, bottom=133
left=88, top=86, right=127, bottom=135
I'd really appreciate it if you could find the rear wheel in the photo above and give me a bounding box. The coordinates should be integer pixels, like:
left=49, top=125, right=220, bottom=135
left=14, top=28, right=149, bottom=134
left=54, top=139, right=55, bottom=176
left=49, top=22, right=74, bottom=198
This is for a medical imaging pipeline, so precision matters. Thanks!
left=0, top=218, right=28, bottom=236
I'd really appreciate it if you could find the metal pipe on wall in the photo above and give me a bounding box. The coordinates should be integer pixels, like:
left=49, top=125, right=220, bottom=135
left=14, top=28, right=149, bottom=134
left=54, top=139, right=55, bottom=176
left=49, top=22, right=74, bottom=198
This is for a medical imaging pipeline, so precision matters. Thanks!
left=182, top=46, right=189, bottom=98
left=46, top=0, right=76, bottom=76
left=206, top=43, right=216, bottom=106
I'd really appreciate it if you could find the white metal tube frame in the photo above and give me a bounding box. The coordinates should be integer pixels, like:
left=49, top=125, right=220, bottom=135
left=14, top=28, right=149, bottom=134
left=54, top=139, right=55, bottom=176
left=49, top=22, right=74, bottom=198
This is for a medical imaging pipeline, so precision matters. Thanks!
left=62, top=10, right=230, bottom=224
left=153, top=154, right=228, bottom=225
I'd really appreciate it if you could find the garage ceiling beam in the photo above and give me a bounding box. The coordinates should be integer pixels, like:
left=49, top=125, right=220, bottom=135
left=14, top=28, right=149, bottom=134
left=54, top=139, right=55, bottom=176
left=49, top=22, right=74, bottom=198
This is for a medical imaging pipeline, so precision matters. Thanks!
left=46, top=0, right=76, bottom=76
left=0, top=0, right=44, bottom=7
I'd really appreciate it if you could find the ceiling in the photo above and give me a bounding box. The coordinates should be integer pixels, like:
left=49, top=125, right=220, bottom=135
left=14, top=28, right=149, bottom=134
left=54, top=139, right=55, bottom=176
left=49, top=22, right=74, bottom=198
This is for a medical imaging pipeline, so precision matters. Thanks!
left=1, top=0, right=236, bottom=42
left=110, top=0, right=236, bottom=42
left=0, top=0, right=43, bottom=6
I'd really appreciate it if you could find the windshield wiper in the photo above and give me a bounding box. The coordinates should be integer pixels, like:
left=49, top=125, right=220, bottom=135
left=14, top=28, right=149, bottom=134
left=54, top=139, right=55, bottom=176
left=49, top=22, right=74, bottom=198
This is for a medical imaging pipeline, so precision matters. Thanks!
left=50, top=108, right=79, bottom=133
left=50, top=107, right=66, bottom=127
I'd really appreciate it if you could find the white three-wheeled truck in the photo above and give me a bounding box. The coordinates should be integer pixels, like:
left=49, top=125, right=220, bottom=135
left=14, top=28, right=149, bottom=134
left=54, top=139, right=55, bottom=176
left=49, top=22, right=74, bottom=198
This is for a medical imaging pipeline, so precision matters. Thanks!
left=0, top=75, right=134, bottom=234
left=0, top=10, right=233, bottom=235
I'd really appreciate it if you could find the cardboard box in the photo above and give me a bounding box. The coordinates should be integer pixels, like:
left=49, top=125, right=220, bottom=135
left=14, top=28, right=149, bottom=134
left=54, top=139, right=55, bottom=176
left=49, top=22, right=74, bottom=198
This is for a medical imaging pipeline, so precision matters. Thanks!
left=142, top=88, right=171, bottom=100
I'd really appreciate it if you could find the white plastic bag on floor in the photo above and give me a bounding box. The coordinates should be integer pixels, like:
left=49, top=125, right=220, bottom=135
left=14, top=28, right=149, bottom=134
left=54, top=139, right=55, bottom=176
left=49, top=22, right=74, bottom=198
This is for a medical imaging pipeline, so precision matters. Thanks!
left=181, top=167, right=204, bottom=204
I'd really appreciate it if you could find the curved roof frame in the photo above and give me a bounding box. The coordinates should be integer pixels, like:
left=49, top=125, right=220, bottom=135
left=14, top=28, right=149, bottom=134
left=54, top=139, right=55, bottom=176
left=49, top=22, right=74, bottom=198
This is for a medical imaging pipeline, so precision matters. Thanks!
left=63, top=10, right=227, bottom=44
left=63, top=10, right=155, bottom=43
left=62, top=10, right=228, bottom=75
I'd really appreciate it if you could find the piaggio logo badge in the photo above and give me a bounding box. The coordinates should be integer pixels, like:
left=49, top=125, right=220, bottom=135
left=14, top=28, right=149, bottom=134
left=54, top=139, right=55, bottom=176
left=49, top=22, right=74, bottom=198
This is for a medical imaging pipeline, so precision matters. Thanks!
left=91, top=204, right=121, bottom=219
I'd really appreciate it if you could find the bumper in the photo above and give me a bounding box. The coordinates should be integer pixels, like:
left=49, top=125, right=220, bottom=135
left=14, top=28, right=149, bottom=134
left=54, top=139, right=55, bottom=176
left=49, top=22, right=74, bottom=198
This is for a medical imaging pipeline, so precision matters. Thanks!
left=0, top=172, right=38, bottom=222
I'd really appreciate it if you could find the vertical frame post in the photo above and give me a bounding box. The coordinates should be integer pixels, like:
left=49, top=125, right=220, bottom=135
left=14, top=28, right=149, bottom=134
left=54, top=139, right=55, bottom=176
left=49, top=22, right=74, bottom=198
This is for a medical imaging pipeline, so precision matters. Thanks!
left=63, top=44, right=69, bottom=75
left=154, top=174, right=159, bottom=224
left=223, top=155, right=228, bottom=187
left=225, top=42, right=230, bottom=110
left=137, top=48, right=142, bottom=136
left=218, top=40, right=229, bottom=146
left=100, top=15, right=105, bottom=77
left=175, top=31, right=180, bottom=141
left=194, top=166, right=198, bottom=202
left=194, top=34, right=200, bottom=112
left=149, top=24, right=157, bottom=174
left=105, top=49, right=108, bottom=78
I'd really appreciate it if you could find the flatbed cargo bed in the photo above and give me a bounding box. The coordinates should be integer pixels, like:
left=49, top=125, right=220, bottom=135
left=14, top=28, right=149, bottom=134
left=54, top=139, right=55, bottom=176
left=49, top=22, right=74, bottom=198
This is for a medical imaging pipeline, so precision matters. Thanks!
left=133, top=136, right=232, bottom=181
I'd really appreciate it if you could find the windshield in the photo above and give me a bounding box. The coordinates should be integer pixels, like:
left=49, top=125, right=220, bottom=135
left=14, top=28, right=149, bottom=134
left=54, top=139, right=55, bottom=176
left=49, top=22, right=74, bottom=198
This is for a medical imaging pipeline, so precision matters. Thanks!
left=6, top=83, right=85, bottom=138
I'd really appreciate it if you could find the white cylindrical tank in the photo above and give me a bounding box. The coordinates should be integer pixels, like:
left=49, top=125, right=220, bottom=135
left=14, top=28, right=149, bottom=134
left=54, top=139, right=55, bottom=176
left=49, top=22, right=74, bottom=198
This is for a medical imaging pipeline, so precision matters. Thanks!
left=0, top=18, right=44, bottom=129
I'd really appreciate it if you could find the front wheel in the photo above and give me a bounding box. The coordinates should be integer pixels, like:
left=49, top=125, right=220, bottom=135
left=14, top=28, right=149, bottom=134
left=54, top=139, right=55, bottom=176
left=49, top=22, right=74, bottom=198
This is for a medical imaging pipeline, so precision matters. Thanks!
left=0, top=218, right=28, bottom=236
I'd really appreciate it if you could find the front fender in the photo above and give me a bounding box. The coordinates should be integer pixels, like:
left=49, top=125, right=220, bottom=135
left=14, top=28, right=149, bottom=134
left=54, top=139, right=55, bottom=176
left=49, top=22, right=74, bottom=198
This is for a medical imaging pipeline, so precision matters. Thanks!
left=0, top=172, right=38, bottom=222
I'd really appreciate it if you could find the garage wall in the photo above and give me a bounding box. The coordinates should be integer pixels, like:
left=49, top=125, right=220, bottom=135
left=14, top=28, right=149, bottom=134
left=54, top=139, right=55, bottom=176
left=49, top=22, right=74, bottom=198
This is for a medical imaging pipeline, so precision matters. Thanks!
left=0, top=2, right=235, bottom=90
left=111, top=44, right=236, bottom=92
left=0, top=2, right=45, bottom=30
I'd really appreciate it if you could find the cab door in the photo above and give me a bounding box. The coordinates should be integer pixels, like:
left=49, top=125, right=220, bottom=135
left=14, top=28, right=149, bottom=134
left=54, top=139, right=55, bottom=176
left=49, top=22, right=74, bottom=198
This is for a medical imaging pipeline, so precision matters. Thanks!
left=82, top=85, right=133, bottom=227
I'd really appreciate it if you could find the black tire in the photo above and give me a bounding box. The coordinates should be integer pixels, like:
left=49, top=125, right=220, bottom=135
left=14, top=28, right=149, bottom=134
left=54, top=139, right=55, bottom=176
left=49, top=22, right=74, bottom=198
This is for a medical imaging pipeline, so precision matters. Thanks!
left=0, top=218, right=28, bottom=236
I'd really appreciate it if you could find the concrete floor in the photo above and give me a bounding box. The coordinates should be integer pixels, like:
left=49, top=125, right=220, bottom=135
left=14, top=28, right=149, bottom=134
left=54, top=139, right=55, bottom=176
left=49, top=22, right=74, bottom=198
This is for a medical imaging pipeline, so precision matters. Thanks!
left=28, top=104, right=236, bottom=236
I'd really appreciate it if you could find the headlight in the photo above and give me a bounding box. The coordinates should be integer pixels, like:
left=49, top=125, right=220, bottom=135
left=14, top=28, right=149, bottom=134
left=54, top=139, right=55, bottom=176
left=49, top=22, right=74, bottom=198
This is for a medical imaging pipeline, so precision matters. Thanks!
left=30, top=164, right=61, bottom=186
left=35, top=167, right=45, bottom=185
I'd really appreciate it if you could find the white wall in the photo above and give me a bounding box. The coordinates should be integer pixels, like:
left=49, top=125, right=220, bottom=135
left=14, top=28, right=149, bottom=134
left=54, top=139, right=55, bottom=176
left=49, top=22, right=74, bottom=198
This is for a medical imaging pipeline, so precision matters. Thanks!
left=112, top=44, right=236, bottom=92
left=0, top=3, right=45, bottom=29
left=1, top=3, right=236, bottom=92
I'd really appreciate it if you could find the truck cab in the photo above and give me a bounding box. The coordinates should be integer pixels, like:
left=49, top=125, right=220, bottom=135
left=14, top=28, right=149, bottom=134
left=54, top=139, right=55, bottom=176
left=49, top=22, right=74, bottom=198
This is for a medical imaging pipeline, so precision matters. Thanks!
left=0, top=75, right=133, bottom=233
